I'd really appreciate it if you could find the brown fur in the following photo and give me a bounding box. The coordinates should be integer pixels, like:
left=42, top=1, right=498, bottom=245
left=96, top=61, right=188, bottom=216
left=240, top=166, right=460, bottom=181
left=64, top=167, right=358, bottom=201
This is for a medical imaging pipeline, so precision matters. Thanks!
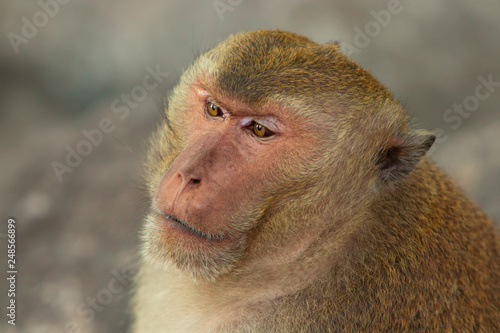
left=133, top=30, right=500, bottom=332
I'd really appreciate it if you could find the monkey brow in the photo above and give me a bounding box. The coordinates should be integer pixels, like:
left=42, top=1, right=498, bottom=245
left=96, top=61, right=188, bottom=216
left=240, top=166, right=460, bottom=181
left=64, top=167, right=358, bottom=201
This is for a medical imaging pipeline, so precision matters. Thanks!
left=197, top=84, right=275, bottom=118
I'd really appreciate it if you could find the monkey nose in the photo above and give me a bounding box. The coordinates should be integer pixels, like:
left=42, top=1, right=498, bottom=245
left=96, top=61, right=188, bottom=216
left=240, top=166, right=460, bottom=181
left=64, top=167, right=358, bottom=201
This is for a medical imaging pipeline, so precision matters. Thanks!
left=178, top=161, right=204, bottom=190
left=157, top=173, right=201, bottom=213
left=177, top=172, right=203, bottom=195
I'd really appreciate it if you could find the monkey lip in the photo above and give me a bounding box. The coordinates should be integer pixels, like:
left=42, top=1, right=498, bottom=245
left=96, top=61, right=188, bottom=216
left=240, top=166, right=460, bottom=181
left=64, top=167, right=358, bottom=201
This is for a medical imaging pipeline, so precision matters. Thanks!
left=156, top=211, right=227, bottom=241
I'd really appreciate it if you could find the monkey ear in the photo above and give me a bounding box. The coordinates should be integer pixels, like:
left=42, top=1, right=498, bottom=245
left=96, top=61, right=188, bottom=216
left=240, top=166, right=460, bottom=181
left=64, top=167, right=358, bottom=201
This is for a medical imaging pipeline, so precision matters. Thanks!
left=377, top=131, right=436, bottom=183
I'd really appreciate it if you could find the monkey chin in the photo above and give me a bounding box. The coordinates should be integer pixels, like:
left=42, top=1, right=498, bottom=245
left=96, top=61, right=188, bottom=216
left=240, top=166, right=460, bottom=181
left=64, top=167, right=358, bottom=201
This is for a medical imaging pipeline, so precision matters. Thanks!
left=141, top=211, right=245, bottom=282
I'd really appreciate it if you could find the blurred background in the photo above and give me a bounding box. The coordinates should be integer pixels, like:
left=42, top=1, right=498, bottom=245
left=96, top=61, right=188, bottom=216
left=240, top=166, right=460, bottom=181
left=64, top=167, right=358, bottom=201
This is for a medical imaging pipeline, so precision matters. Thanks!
left=0, top=1, right=499, bottom=332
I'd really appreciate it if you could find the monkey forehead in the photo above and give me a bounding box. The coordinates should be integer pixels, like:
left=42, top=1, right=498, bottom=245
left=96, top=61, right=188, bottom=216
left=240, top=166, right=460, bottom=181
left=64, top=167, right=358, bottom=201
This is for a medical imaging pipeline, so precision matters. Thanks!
left=205, top=30, right=394, bottom=109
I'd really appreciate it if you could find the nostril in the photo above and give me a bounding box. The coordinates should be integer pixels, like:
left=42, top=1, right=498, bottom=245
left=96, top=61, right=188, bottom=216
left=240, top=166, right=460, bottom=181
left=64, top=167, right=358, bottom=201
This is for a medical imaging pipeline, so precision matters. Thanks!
left=189, top=178, right=201, bottom=185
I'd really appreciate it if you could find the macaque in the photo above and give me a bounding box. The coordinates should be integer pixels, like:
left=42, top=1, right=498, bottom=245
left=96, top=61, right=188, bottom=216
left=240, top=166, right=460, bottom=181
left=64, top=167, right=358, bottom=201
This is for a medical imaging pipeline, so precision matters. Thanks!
left=133, top=30, right=500, bottom=332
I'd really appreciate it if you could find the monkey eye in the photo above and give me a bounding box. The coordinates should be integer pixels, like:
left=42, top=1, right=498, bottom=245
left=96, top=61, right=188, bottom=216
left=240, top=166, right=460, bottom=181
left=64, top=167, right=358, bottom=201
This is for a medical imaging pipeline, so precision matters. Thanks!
left=206, top=102, right=224, bottom=118
left=251, top=121, right=275, bottom=138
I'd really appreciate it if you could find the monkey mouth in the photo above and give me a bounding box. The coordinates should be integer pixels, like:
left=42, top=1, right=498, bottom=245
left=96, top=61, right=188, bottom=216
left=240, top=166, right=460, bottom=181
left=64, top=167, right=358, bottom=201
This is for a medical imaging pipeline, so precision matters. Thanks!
left=156, top=211, right=227, bottom=241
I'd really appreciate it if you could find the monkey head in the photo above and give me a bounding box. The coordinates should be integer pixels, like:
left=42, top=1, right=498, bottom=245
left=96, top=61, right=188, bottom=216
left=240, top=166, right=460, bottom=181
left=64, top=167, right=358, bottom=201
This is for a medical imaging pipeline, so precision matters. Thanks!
left=141, top=30, right=435, bottom=282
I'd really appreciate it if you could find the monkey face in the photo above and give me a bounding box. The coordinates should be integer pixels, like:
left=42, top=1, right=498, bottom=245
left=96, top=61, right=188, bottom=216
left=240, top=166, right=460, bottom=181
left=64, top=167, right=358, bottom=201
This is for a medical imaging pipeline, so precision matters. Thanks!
left=142, top=80, right=324, bottom=281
